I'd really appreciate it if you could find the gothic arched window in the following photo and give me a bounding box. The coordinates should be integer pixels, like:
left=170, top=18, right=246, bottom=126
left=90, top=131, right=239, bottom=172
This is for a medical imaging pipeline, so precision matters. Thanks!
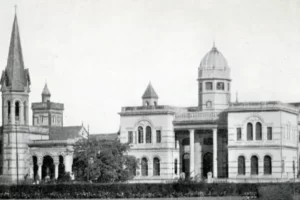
left=251, top=156, right=258, bottom=175
left=264, top=156, right=272, bottom=175
left=146, top=126, right=152, bottom=143
left=247, top=123, right=253, bottom=140
left=153, top=157, right=160, bottom=176
left=141, top=158, right=148, bottom=176
left=256, top=122, right=262, bottom=140
left=238, top=156, right=245, bottom=175
left=174, top=159, right=178, bottom=175
left=15, top=101, right=20, bottom=120
left=138, top=126, right=143, bottom=143
left=7, top=101, right=11, bottom=120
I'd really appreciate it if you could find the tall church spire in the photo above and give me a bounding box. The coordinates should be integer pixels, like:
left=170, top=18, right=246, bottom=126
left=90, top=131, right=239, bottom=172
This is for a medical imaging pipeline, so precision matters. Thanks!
left=0, top=12, right=30, bottom=92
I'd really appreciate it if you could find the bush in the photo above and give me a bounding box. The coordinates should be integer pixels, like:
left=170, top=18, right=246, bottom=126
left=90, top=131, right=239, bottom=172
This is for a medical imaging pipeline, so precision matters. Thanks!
left=258, top=184, right=293, bottom=200
left=0, top=182, right=296, bottom=199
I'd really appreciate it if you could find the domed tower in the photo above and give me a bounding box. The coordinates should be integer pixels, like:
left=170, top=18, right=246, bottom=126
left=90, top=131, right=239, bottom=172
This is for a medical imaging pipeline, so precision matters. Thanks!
left=198, top=44, right=231, bottom=111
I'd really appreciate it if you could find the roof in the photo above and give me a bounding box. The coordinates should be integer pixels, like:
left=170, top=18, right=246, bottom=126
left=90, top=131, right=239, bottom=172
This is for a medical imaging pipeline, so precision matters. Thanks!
left=200, top=45, right=228, bottom=69
left=49, top=126, right=83, bottom=140
left=42, top=83, right=51, bottom=96
left=89, top=133, right=118, bottom=141
left=1, top=14, right=30, bottom=91
left=142, top=83, right=158, bottom=99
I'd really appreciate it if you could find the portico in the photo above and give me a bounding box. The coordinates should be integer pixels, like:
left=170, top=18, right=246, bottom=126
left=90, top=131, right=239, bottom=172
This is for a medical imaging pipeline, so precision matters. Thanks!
left=173, top=110, right=228, bottom=180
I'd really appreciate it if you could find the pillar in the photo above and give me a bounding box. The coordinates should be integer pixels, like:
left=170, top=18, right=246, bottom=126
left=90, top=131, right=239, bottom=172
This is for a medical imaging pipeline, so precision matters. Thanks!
left=25, top=102, right=29, bottom=125
left=38, top=164, right=42, bottom=180
left=20, top=103, right=24, bottom=125
left=213, top=128, right=218, bottom=178
left=189, top=129, right=195, bottom=178
left=29, top=165, right=34, bottom=179
left=54, top=157, right=59, bottom=179
left=10, top=104, right=15, bottom=124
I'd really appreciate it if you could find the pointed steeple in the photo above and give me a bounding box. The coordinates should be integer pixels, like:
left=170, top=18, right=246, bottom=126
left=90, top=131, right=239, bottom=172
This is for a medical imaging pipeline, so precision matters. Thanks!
left=42, top=83, right=51, bottom=102
left=142, top=82, right=158, bottom=99
left=1, top=13, right=30, bottom=92
left=142, top=82, right=159, bottom=106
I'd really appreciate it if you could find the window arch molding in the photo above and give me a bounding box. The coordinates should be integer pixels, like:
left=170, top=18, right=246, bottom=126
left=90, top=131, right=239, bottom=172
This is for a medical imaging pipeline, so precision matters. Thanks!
left=134, top=118, right=154, bottom=129
left=250, top=153, right=260, bottom=161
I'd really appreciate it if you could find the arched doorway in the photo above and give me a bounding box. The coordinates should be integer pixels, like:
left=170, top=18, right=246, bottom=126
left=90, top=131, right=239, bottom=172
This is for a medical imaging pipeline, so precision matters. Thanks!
left=58, top=155, right=65, bottom=179
left=42, top=155, right=54, bottom=179
left=32, top=156, right=38, bottom=179
left=182, top=153, right=190, bottom=177
left=203, top=152, right=213, bottom=178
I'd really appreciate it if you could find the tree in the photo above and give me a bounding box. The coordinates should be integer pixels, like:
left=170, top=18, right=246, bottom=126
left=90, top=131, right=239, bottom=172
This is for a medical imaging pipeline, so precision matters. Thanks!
left=73, top=138, right=138, bottom=183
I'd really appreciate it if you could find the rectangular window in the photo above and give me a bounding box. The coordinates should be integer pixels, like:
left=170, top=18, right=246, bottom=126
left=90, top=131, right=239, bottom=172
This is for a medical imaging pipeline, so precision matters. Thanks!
left=228, top=83, right=230, bottom=91
left=217, top=82, right=225, bottom=90
left=205, top=82, right=213, bottom=90
left=267, top=127, right=272, bottom=140
left=156, top=130, right=161, bottom=143
left=128, top=131, right=133, bottom=143
left=237, top=128, right=242, bottom=140
left=199, top=82, right=202, bottom=92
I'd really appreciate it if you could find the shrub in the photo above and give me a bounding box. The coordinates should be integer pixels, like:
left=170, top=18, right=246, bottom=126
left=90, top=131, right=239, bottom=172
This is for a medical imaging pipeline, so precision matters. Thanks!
left=258, top=184, right=293, bottom=200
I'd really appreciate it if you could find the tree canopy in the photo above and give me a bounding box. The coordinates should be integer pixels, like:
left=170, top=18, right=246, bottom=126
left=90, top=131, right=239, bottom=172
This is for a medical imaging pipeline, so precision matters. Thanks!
left=73, top=138, right=137, bottom=183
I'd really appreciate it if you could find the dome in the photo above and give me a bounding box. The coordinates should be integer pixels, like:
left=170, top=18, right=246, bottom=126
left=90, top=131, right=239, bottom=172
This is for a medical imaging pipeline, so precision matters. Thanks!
left=199, top=45, right=228, bottom=69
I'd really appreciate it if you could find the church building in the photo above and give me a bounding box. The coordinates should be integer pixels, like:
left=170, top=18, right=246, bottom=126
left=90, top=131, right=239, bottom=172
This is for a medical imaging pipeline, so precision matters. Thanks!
left=0, top=14, right=88, bottom=184
left=119, top=45, right=300, bottom=182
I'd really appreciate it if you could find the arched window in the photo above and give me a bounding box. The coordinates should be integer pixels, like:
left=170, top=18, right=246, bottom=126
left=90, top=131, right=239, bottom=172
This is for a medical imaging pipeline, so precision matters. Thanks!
left=141, top=158, right=148, bottom=176
left=256, top=122, right=262, bottom=140
left=146, top=126, right=152, bottom=143
left=264, top=156, right=272, bottom=175
left=146, top=101, right=149, bottom=106
left=153, top=157, right=160, bottom=176
left=174, top=159, right=178, bottom=175
left=251, top=156, right=258, bottom=175
left=15, top=101, right=20, bottom=120
left=138, top=126, right=143, bottom=143
left=247, top=123, right=253, bottom=140
left=238, top=156, right=245, bottom=175
left=7, top=101, right=11, bottom=120
left=182, top=153, right=190, bottom=176
left=154, top=101, right=157, bottom=106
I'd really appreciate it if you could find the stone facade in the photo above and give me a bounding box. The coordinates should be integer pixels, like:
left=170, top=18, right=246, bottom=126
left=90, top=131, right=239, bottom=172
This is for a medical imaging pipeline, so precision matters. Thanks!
left=119, top=46, right=300, bottom=183
left=0, top=14, right=87, bottom=184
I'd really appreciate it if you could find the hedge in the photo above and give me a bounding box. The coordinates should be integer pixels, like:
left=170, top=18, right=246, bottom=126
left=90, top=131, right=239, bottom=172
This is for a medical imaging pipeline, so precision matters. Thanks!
left=0, top=182, right=297, bottom=199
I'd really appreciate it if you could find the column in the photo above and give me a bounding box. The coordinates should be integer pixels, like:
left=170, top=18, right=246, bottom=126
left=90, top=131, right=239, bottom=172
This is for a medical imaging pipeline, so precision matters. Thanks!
left=20, top=103, right=24, bottom=125
left=29, top=165, right=34, bottom=179
left=10, top=104, right=15, bottom=124
left=189, top=129, right=195, bottom=178
left=54, top=157, right=59, bottom=179
left=38, top=164, right=42, bottom=180
left=25, top=102, right=29, bottom=125
left=55, top=163, right=59, bottom=179
left=213, top=128, right=218, bottom=178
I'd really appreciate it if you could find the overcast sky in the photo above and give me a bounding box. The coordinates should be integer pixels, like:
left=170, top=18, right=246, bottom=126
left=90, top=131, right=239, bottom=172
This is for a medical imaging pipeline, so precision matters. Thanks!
left=0, top=0, right=299, bottom=133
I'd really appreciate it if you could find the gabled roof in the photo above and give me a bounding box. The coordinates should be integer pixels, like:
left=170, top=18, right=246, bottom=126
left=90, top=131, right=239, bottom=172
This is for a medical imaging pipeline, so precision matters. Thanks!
left=49, top=126, right=85, bottom=140
left=42, top=83, right=51, bottom=96
left=1, top=14, right=30, bottom=91
left=142, top=82, right=158, bottom=99
left=89, top=133, right=118, bottom=141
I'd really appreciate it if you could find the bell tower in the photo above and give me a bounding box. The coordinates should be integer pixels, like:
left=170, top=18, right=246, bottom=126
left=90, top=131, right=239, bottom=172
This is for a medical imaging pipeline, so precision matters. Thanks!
left=198, top=44, right=231, bottom=111
left=0, top=13, right=31, bottom=183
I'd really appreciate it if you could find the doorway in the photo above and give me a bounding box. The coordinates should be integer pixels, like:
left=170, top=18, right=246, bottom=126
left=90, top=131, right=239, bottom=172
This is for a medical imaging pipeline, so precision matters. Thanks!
left=203, top=152, right=213, bottom=178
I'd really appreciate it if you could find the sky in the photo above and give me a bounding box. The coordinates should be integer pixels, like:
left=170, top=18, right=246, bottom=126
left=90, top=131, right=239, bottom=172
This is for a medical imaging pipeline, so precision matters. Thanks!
left=0, top=0, right=299, bottom=134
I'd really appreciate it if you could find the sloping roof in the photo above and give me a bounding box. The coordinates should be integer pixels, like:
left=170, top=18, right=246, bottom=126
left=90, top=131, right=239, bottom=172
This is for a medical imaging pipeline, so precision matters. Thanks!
left=89, top=133, right=118, bottom=141
left=42, top=83, right=51, bottom=96
left=49, top=126, right=83, bottom=140
left=142, top=83, right=158, bottom=99
left=2, top=14, right=30, bottom=91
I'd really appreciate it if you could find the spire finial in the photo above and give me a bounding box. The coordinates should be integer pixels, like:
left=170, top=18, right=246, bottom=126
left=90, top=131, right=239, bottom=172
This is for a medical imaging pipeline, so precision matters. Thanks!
left=14, top=5, right=17, bottom=16
left=236, top=91, right=239, bottom=103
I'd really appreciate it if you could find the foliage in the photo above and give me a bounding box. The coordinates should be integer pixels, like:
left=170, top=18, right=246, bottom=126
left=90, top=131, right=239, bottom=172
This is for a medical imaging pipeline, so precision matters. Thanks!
left=0, top=182, right=297, bottom=199
left=258, top=184, right=293, bottom=200
left=73, top=138, right=138, bottom=183
left=57, top=172, right=71, bottom=183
